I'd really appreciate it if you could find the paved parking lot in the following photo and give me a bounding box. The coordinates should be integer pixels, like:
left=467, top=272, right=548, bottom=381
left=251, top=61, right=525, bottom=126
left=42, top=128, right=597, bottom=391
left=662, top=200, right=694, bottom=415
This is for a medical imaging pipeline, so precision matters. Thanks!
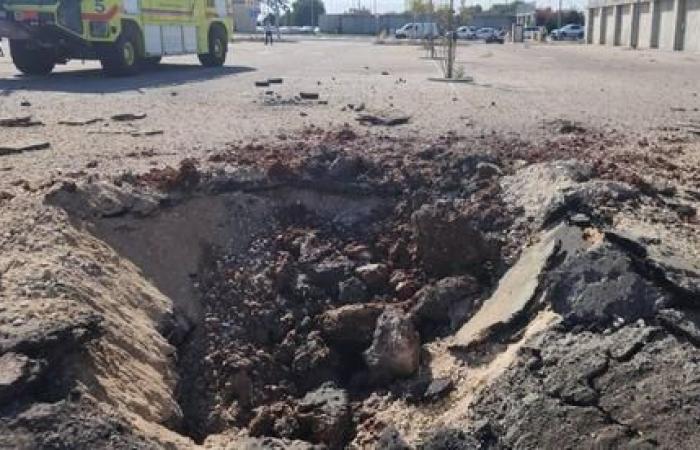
left=0, top=39, right=698, bottom=189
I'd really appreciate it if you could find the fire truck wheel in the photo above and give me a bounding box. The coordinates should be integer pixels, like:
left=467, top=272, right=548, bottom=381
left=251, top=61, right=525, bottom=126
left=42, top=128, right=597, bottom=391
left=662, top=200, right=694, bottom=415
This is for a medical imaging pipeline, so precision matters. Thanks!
left=100, top=26, right=143, bottom=76
left=9, top=40, right=56, bottom=76
left=199, top=26, right=227, bottom=67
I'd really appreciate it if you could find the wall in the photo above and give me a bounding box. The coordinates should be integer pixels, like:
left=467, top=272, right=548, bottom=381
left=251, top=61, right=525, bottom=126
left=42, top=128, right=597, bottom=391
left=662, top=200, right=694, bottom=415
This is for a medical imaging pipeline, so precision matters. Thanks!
left=618, top=4, right=633, bottom=46
left=637, top=2, right=653, bottom=48
left=591, top=8, right=602, bottom=43
left=658, top=0, right=677, bottom=49
left=318, top=14, right=431, bottom=35
left=587, top=0, right=700, bottom=51
left=470, top=14, right=517, bottom=29
left=605, top=6, right=616, bottom=44
left=686, top=0, right=700, bottom=51
left=318, top=13, right=516, bottom=35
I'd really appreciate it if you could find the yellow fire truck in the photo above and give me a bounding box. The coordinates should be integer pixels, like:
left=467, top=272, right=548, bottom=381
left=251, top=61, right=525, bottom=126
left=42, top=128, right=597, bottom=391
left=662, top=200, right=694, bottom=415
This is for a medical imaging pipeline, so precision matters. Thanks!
left=0, top=0, right=233, bottom=76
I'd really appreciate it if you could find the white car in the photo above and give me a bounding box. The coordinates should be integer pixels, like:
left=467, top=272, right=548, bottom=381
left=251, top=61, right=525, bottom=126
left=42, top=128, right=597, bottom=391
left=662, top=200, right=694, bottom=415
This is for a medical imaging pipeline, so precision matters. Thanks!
left=551, top=24, right=585, bottom=40
left=455, top=26, right=476, bottom=40
left=395, top=22, right=440, bottom=39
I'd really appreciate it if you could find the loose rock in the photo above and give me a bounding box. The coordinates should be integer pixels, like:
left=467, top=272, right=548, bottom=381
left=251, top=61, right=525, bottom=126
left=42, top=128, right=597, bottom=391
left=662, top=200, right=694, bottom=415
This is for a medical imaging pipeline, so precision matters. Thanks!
left=364, top=308, right=421, bottom=383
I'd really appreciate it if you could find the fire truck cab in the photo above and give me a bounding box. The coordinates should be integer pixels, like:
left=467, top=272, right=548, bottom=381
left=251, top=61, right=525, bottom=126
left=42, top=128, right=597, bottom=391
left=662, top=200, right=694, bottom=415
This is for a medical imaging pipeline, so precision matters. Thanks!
left=0, top=0, right=233, bottom=75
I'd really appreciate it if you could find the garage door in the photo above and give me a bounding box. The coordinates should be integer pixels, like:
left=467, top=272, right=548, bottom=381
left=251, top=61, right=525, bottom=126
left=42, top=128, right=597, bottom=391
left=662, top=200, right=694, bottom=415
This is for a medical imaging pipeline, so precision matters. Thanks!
left=591, top=9, right=602, bottom=44
left=605, top=7, right=616, bottom=45
left=686, top=0, right=700, bottom=51
left=618, top=4, right=633, bottom=46
left=658, top=0, right=676, bottom=50
left=638, top=2, right=653, bottom=48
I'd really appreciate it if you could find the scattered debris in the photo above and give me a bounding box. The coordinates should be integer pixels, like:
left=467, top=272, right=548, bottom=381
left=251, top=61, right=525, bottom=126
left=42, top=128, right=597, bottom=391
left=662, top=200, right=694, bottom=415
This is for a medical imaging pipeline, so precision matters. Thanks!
left=0, top=140, right=51, bottom=156
left=0, top=115, right=43, bottom=127
left=346, top=103, right=366, bottom=112
left=356, top=114, right=410, bottom=127
left=268, top=78, right=283, bottom=84
left=255, top=80, right=270, bottom=87
left=58, top=118, right=104, bottom=126
left=110, top=112, right=147, bottom=122
left=88, top=129, right=163, bottom=137
left=423, top=378, right=454, bottom=401
left=678, top=120, right=700, bottom=136
left=548, top=119, right=587, bottom=134
left=300, top=92, right=320, bottom=100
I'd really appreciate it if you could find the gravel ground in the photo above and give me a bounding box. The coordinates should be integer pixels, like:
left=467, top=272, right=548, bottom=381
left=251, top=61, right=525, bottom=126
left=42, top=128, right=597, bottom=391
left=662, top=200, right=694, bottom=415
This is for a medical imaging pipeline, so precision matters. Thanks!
left=0, top=39, right=699, bottom=191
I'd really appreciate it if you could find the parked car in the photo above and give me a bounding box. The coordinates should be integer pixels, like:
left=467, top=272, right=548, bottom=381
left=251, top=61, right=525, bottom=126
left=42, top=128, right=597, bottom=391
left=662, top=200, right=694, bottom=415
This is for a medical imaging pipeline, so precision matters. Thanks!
left=475, top=27, right=505, bottom=43
left=475, top=27, right=497, bottom=41
left=395, top=22, right=440, bottom=39
left=488, top=29, right=506, bottom=44
left=551, top=24, right=585, bottom=40
left=455, top=26, right=476, bottom=40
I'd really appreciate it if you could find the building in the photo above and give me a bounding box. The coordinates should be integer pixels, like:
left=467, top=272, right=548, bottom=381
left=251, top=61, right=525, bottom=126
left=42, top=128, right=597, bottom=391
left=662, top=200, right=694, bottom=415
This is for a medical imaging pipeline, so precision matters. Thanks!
left=232, top=0, right=259, bottom=33
left=515, top=2, right=537, bottom=26
left=586, top=0, right=700, bottom=51
left=318, top=13, right=433, bottom=35
left=470, top=13, right=517, bottom=29
left=317, top=12, right=518, bottom=35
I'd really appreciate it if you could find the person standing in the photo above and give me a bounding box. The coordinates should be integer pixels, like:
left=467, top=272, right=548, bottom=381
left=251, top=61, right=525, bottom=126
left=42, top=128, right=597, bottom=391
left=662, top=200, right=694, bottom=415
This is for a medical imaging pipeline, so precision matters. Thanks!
left=264, top=21, right=273, bottom=46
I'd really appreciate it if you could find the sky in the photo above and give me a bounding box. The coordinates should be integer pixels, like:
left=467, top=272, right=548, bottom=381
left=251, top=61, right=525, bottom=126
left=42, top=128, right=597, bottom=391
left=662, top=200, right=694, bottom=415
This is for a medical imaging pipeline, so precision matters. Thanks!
left=320, top=0, right=587, bottom=14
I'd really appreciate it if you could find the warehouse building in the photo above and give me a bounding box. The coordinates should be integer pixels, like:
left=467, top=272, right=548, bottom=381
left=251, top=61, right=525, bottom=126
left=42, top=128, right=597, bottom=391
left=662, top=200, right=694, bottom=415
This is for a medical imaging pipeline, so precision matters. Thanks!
left=587, top=0, right=700, bottom=51
left=232, top=0, right=258, bottom=33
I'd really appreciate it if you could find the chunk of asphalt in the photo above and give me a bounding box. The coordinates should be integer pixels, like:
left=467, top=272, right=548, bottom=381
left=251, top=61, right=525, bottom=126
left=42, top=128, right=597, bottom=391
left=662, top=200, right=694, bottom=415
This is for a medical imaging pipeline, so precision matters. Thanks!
left=452, top=224, right=585, bottom=350
left=0, top=115, right=42, bottom=127
left=111, top=112, right=147, bottom=122
left=58, top=118, right=104, bottom=126
left=0, top=141, right=51, bottom=156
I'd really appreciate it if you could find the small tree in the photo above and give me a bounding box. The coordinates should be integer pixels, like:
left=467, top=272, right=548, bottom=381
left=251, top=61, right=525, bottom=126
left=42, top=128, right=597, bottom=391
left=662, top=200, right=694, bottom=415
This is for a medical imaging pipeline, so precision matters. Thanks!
left=289, top=0, right=325, bottom=26
left=457, top=3, right=482, bottom=25
left=435, top=5, right=454, bottom=29
left=347, top=7, right=372, bottom=15
left=408, top=0, right=432, bottom=15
